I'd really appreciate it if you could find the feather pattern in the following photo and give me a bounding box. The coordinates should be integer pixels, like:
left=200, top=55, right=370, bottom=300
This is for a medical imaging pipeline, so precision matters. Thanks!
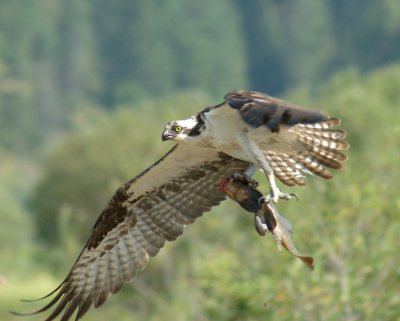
left=263, top=118, right=349, bottom=186
left=18, top=145, right=250, bottom=321
left=222, top=91, right=348, bottom=187
left=265, top=152, right=306, bottom=187
left=225, top=90, right=328, bottom=130
left=15, top=90, right=349, bottom=321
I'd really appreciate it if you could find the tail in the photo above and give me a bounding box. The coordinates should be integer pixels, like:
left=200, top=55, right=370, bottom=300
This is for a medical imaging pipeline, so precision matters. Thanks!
left=293, top=118, right=349, bottom=178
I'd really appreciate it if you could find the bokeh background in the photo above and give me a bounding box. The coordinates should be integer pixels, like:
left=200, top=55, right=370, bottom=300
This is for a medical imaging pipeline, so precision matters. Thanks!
left=1, top=1, right=400, bottom=320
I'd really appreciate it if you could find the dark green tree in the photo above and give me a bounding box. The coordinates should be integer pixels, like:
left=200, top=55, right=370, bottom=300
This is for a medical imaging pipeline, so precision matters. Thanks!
left=238, top=0, right=335, bottom=94
left=91, top=0, right=248, bottom=107
left=327, top=0, right=400, bottom=71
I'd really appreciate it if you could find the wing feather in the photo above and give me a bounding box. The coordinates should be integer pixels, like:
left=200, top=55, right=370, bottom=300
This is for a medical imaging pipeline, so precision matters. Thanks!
left=23, top=144, right=250, bottom=321
left=225, top=90, right=328, bottom=130
left=92, top=255, right=110, bottom=308
left=145, top=203, right=186, bottom=237
left=136, top=215, right=168, bottom=248
left=265, top=152, right=306, bottom=187
left=222, top=91, right=348, bottom=187
left=19, top=91, right=348, bottom=320
left=107, top=246, right=125, bottom=294
left=261, top=116, right=349, bottom=186
left=131, top=224, right=161, bottom=257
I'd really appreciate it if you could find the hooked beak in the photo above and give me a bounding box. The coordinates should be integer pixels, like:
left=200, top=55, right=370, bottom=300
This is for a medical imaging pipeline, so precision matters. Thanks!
left=162, top=130, right=173, bottom=141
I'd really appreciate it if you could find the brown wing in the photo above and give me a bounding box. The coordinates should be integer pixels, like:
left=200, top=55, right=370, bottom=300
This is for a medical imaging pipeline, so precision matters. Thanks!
left=19, top=145, right=250, bottom=321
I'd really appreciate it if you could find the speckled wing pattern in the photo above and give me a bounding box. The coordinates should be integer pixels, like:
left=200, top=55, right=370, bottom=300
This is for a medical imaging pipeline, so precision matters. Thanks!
left=22, top=145, right=250, bottom=321
left=225, top=90, right=349, bottom=186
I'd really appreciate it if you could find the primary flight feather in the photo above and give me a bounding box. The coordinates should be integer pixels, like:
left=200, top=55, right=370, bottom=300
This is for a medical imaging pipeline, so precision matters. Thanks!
left=17, top=90, right=348, bottom=321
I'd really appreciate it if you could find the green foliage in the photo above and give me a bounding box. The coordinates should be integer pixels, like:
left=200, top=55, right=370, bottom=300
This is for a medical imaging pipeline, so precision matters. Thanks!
left=2, top=1, right=400, bottom=153
left=91, top=0, right=247, bottom=106
left=1, top=2, right=400, bottom=319
left=238, top=0, right=400, bottom=94
left=18, top=66, right=400, bottom=320
left=0, top=150, right=37, bottom=272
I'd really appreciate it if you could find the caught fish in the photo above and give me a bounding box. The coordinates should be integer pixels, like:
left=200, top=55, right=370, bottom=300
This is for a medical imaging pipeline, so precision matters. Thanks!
left=218, top=174, right=314, bottom=270
left=261, top=201, right=314, bottom=269
left=218, top=174, right=262, bottom=212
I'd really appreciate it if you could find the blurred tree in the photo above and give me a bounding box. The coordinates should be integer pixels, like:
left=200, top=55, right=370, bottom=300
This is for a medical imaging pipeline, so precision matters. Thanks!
left=167, top=1, right=247, bottom=95
left=55, top=0, right=98, bottom=107
left=277, top=0, right=335, bottom=87
left=0, top=149, right=37, bottom=272
left=0, top=0, right=96, bottom=152
left=0, top=1, right=37, bottom=150
left=238, top=0, right=335, bottom=93
left=2, top=2, right=400, bottom=319
left=2, top=0, right=400, bottom=154
left=327, top=0, right=400, bottom=71
left=21, top=65, right=400, bottom=321
left=91, top=0, right=247, bottom=108
left=237, top=0, right=287, bottom=94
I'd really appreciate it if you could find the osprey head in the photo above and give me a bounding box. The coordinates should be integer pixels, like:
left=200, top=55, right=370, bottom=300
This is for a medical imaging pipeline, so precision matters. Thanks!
left=162, top=116, right=199, bottom=142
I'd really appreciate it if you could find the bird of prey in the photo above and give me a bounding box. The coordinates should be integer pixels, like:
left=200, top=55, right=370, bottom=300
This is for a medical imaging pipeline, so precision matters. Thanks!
left=17, top=90, right=348, bottom=321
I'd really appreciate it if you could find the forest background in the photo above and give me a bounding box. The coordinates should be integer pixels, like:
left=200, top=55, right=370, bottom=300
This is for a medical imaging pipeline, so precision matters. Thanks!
left=1, top=1, right=400, bottom=320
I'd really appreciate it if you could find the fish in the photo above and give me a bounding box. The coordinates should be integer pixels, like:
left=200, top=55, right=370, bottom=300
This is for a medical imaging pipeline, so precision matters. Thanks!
left=218, top=174, right=314, bottom=270
left=261, top=201, right=314, bottom=269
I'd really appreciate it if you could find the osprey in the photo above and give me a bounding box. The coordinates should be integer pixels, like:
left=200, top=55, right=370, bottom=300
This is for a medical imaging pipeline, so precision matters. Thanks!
left=17, top=90, right=348, bottom=321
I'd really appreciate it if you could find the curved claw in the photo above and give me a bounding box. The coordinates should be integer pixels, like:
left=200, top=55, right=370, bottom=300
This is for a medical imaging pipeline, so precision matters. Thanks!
left=231, top=172, right=259, bottom=188
left=280, top=192, right=298, bottom=201
left=260, top=191, right=299, bottom=204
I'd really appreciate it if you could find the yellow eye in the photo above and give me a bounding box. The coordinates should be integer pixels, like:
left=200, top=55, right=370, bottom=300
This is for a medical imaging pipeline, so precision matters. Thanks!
left=174, top=125, right=183, bottom=132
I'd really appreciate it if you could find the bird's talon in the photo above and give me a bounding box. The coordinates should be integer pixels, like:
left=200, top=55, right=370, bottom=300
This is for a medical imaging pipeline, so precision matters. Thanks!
left=247, top=177, right=259, bottom=188
left=264, top=190, right=298, bottom=204
left=231, top=172, right=258, bottom=188
left=280, top=192, right=298, bottom=201
left=258, top=196, right=266, bottom=207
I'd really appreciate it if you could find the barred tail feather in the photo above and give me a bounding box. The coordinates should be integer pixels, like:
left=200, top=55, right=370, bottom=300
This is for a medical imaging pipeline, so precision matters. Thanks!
left=297, top=155, right=333, bottom=179
left=295, top=134, right=349, bottom=150
left=294, top=128, right=347, bottom=140
left=308, top=145, right=348, bottom=162
left=266, top=152, right=306, bottom=187
left=293, top=118, right=349, bottom=150
left=295, top=117, right=341, bottom=129
left=307, top=148, right=343, bottom=169
left=291, top=117, right=348, bottom=181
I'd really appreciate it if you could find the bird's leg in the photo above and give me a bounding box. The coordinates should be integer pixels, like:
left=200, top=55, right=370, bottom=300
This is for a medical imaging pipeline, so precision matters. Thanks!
left=256, top=159, right=297, bottom=203
left=236, top=132, right=296, bottom=203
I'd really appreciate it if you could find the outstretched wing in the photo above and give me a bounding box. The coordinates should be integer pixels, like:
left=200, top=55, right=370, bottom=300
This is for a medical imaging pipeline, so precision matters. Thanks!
left=225, top=90, right=349, bottom=186
left=20, top=144, right=250, bottom=321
